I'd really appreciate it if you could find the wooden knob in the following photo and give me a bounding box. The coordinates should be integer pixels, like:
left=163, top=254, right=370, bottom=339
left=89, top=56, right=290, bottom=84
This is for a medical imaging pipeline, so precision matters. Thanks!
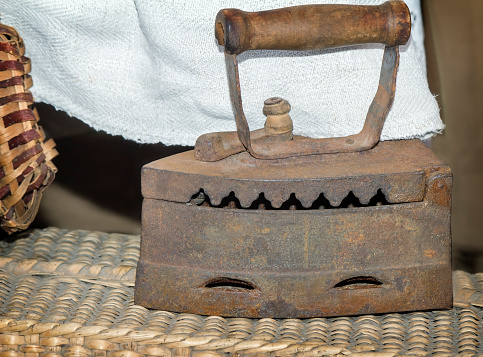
left=263, top=97, right=293, bottom=136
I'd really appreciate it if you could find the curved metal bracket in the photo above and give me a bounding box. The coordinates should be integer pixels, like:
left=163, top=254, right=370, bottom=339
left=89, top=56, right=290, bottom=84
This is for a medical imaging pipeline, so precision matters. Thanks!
left=227, top=45, right=399, bottom=160
left=194, top=46, right=399, bottom=161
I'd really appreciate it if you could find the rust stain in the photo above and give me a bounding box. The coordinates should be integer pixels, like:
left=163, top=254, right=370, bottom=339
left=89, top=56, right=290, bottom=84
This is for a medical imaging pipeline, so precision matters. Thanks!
left=424, top=249, right=436, bottom=258
left=304, top=229, right=309, bottom=269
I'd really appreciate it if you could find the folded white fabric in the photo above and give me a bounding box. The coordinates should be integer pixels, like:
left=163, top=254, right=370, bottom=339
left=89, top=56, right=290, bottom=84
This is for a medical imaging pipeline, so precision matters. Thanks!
left=0, top=0, right=442, bottom=146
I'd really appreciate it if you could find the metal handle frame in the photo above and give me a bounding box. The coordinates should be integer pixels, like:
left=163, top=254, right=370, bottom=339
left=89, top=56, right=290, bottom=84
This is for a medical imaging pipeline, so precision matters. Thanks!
left=226, top=45, right=400, bottom=160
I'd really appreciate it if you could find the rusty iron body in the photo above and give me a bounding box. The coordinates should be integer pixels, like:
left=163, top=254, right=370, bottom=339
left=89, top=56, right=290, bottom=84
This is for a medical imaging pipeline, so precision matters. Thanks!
left=135, top=1, right=452, bottom=318
left=136, top=140, right=452, bottom=318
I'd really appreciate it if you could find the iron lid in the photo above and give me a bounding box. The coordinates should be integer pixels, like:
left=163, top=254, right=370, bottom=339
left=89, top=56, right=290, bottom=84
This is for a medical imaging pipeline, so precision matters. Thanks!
left=142, top=139, right=448, bottom=208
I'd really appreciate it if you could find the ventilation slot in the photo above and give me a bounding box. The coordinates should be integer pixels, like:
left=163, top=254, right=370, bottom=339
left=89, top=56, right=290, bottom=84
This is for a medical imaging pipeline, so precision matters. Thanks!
left=203, top=277, right=256, bottom=290
left=188, top=189, right=392, bottom=210
left=334, top=276, right=383, bottom=290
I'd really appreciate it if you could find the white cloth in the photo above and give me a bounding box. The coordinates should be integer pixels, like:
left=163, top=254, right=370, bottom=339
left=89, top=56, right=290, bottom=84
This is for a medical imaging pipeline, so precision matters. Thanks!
left=0, top=0, right=442, bottom=146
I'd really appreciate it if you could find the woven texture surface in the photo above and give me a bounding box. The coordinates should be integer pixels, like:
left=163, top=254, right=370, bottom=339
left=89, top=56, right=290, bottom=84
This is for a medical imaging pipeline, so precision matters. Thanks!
left=0, top=24, right=57, bottom=234
left=0, top=228, right=481, bottom=356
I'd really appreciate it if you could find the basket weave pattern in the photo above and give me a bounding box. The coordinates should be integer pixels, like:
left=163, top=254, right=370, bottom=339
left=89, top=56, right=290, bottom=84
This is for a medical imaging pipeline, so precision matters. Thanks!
left=0, top=25, right=57, bottom=234
left=0, top=228, right=481, bottom=356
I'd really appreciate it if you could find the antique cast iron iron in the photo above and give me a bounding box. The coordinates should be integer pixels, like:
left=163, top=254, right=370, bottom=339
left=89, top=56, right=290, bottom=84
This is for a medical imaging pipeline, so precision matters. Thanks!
left=135, top=1, right=452, bottom=318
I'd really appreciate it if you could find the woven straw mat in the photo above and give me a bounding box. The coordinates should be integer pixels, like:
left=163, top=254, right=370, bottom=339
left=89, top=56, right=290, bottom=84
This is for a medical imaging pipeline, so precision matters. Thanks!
left=0, top=227, right=480, bottom=356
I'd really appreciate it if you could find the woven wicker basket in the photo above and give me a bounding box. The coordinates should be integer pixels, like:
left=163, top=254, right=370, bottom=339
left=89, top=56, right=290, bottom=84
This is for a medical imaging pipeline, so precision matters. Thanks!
left=0, top=24, right=57, bottom=234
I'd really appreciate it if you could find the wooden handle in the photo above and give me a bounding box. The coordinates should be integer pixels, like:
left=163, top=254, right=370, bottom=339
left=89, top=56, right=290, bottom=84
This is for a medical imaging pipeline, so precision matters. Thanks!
left=215, top=1, right=411, bottom=55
